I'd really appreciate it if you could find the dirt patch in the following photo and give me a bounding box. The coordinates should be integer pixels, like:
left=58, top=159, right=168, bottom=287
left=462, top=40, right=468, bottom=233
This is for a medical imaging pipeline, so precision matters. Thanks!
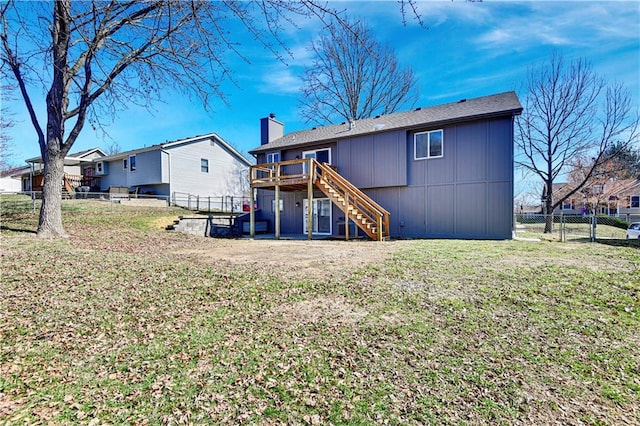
left=175, top=238, right=408, bottom=280
left=268, top=295, right=369, bottom=327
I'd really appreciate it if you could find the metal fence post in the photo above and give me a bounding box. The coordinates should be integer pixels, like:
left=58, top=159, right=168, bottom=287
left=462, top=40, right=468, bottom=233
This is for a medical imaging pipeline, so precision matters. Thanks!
left=591, top=214, right=596, bottom=242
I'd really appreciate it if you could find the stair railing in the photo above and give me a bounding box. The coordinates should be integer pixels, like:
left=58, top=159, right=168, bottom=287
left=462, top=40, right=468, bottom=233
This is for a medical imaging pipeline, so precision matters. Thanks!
left=313, top=160, right=390, bottom=240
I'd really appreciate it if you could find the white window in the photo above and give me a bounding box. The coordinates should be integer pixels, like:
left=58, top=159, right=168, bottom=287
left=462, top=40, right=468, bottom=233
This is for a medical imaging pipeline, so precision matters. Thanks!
left=96, top=162, right=103, bottom=174
left=201, top=158, right=209, bottom=173
left=123, top=158, right=128, bottom=170
left=414, top=129, right=443, bottom=160
left=271, top=199, right=284, bottom=212
left=562, top=200, right=573, bottom=210
left=631, top=195, right=640, bottom=208
left=266, top=152, right=280, bottom=164
left=302, top=148, right=331, bottom=174
left=129, top=155, right=136, bottom=171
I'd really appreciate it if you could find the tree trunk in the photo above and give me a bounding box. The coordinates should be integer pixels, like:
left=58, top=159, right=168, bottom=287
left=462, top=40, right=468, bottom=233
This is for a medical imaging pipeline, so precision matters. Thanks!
left=37, top=148, right=68, bottom=238
left=544, top=197, right=554, bottom=233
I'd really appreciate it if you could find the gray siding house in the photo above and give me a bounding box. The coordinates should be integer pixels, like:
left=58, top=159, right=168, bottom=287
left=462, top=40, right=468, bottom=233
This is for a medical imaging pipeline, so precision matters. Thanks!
left=97, top=133, right=252, bottom=199
left=249, top=92, right=523, bottom=239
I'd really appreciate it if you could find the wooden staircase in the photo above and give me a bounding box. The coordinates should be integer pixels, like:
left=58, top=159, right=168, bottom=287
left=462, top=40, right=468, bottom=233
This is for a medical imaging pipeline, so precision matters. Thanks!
left=312, top=161, right=390, bottom=241
left=62, top=176, right=74, bottom=199
left=250, top=158, right=390, bottom=241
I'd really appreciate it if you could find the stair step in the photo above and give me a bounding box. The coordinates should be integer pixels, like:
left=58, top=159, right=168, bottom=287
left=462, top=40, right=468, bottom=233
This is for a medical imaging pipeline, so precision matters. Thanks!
left=314, top=164, right=389, bottom=241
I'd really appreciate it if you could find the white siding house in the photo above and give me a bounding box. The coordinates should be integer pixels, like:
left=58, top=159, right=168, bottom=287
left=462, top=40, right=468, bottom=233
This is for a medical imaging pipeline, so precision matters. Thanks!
left=97, top=133, right=252, bottom=199
left=0, top=167, right=27, bottom=193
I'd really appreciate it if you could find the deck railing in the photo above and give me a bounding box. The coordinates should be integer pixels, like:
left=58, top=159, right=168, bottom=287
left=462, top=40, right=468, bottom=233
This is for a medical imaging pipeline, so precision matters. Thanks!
left=314, top=161, right=390, bottom=240
left=250, top=158, right=311, bottom=187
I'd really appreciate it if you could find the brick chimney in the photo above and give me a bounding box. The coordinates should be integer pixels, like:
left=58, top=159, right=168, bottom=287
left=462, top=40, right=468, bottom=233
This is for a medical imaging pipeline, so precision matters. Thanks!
left=260, top=113, right=284, bottom=145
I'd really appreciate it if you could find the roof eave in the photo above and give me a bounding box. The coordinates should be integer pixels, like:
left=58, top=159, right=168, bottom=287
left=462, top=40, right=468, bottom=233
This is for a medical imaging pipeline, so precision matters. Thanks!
left=249, top=107, right=523, bottom=155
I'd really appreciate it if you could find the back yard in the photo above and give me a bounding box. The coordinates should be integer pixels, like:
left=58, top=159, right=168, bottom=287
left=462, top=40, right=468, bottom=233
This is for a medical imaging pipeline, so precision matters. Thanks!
left=1, top=204, right=639, bottom=425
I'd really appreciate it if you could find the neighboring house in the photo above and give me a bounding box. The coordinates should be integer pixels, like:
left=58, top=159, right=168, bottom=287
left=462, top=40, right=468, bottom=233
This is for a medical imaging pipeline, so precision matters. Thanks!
left=249, top=91, right=523, bottom=240
left=551, top=179, right=640, bottom=218
left=0, top=166, right=29, bottom=193
left=19, top=148, right=107, bottom=194
left=14, top=134, right=252, bottom=203
left=95, top=133, right=252, bottom=200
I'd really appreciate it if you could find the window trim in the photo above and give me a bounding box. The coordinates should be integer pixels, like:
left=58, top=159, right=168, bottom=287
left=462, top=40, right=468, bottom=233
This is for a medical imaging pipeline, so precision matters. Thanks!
left=303, top=198, right=332, bottom=235
left=266, top=152, right=280, bottom=164
left=201, top=158, right=209, bottom=173
left=302, top=147, right=332, bottom=174
left=123, top=158, right=128, bottom=170
left=271, top=199, right=284, bottom=212
left=631, top=195, right=640, bottom=208
left=129, top=155, right=136, bottom=171
left=414, top=129, right=444, bottom=160
left=561, top=200, right=574, bottom=210
left=302, top=147, right=331, bottom=164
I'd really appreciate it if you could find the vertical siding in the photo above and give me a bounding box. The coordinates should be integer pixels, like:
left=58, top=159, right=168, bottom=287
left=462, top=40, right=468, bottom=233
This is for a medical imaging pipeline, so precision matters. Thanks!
left=334, top=132, right=406, bottom=188
left=396, top=186, right=425, bottom=238
left=455, top=123, right=487, bottom=183
left=426, top=185, right=455, bottom=236
left=402, top=117, right=514, bottom=239
left=455, top=183, right=488, bottom=237
left=487, top=120, right=513, bottom=181
left=487, top=181, right=513, bottom=236
left=259, top=115, right=514, bottom=239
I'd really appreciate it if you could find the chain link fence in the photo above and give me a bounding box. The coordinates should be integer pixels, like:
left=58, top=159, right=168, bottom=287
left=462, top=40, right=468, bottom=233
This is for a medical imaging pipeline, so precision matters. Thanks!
left=1, top=192, right=250, bottom=215
left=1, top=191, right=170, bottom=214
left=514, top=213, right=633, bottom=242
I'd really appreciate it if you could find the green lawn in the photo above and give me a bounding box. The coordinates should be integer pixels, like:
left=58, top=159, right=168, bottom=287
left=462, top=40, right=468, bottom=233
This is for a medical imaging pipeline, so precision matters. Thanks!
left=1, top=206, right=639, bottom=425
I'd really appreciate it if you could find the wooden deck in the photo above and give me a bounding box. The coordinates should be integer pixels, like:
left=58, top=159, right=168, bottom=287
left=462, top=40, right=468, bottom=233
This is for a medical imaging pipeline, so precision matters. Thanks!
left=250, top=158, right=314, bottom=191
left=249, top=158, right=390, bottom=241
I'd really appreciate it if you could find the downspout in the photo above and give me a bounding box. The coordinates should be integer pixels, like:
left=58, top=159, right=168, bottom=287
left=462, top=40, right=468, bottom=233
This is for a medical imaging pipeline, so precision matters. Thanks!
left=27, top=160, right=33, bottom=192
left=161, top=149, right=171, bottom=204
left=510, top=113, right=516, bottom=238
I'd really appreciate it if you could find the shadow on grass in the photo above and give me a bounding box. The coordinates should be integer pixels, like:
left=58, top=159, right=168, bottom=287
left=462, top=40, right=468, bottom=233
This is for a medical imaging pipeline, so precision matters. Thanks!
left=0, top=225, right=37, bottom=234
left=597, top=238, right=640, bottom=248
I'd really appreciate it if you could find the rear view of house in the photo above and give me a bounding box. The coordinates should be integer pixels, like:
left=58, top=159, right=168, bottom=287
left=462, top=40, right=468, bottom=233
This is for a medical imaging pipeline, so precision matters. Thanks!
left=249, top=92, right=523, bottom=240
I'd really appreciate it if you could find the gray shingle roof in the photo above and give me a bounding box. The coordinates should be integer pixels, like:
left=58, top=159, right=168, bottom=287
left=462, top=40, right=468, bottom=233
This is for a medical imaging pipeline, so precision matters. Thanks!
left=250, top=91, right=522, bottom=154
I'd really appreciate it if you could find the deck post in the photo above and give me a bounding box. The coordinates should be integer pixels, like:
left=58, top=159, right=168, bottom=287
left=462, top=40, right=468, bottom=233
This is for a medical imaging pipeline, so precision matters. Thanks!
left=307, top=158, right=314, bottom=240
left=249, top=187, right=255, bottom=238
left=275, top=184, right=281, bottom=240
left=345, top=192, right=350, bottom=241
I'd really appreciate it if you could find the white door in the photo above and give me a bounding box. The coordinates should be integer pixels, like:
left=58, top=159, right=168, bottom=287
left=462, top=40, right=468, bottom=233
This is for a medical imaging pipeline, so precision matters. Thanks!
left=303, top=198, right=332, bottom=234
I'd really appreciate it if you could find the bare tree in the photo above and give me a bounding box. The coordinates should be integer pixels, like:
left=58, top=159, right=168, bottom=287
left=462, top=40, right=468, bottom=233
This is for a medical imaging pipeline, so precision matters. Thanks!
left=105, top=141, right=121, bottom=156
left=299, top=18, right=418, bottom=125
left=0, top=83, right=16, bottom=171
left=0, top=2, right=404, bottom=237
left=516, top=53, right=639, bottom=232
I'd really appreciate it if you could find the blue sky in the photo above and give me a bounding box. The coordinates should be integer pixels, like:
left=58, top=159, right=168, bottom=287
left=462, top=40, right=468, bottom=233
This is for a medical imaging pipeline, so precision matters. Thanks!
left=4, top=0, right=640, bottom=195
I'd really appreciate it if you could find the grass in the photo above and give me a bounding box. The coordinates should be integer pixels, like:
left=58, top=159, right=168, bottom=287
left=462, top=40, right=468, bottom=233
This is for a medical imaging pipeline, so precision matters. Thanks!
left=1, top=204, right=639, bottom=425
